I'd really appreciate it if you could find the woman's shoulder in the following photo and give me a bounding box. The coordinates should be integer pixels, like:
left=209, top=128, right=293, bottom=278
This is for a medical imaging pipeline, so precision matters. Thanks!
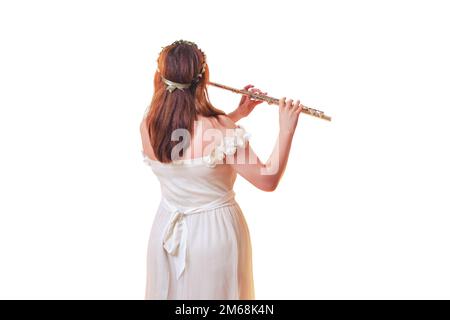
left=216, top=114, right=238, bottom=129
left=196, top=114, right=237, bottom=132
left=198, top=115, right=250, bottom=143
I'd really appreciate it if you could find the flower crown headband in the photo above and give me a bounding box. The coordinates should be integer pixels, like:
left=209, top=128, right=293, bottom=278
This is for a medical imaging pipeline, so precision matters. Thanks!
left=157, top=39, right=207, bottom=93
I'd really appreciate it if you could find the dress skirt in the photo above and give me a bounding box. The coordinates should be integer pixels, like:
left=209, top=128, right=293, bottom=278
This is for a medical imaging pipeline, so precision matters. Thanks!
left=145, top=200, right=255, bottom=300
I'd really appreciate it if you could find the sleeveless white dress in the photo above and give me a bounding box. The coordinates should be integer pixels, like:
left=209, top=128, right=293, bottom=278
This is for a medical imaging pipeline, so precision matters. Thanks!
left=141, top=126, right=255, bottom=300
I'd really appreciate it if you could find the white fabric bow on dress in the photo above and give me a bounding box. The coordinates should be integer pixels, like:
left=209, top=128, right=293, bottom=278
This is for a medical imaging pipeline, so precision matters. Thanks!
left=162, top=209, right=189, bottom=280
left=160, top=190, right=237, bottom=280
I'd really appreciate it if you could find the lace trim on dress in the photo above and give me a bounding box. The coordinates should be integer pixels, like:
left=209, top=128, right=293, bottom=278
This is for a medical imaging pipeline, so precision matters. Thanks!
left=141, top=125, right=251, bottom=167
left=203, top=125, right=251, bottom=168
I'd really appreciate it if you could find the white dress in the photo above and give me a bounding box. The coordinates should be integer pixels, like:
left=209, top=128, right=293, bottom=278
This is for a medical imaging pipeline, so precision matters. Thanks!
left=141, top=126, right=255, bottom=300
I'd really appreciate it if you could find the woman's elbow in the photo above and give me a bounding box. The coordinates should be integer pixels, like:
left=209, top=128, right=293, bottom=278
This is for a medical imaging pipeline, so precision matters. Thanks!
left=258, top=179, right=279, bottom=192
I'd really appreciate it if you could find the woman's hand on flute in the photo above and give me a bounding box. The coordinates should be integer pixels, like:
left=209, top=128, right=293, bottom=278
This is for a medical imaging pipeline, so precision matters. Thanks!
left=279, top=97, right=303, bottom=135
left=227, top=84, right=267, bottom=122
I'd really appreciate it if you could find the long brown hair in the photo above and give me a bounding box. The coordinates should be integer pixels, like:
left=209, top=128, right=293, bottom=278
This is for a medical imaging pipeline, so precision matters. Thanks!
left=144, top=40, right=226, bottom=163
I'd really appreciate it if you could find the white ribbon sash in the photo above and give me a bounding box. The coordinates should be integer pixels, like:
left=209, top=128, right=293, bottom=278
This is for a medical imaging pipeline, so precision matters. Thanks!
left=160, top=190, right=237, bottom=280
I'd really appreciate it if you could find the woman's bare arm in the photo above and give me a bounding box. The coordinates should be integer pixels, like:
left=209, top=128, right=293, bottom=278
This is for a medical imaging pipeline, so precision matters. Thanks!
left=230, top=97, right=303, bottom=192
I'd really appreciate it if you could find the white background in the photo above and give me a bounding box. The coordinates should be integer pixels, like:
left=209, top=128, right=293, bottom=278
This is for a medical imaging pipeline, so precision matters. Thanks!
left=0, top=0, right=449, bottom=299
